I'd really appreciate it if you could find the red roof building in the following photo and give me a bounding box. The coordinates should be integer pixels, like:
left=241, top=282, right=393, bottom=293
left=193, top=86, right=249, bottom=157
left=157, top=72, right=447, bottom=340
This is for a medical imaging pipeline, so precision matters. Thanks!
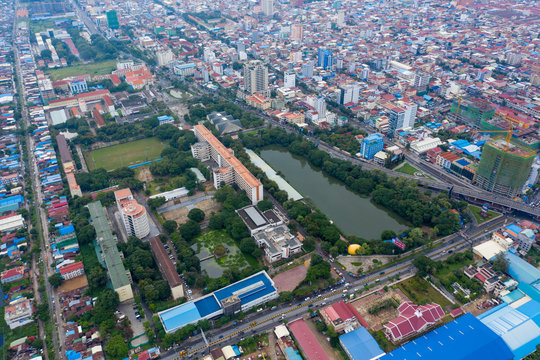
left=321, top=301, right=360, bottom=333
left=384, top=301, right=445, bottom=342
left=58, top=262, right=85, bottom=280
left=288, top=319, right=331, bottom=360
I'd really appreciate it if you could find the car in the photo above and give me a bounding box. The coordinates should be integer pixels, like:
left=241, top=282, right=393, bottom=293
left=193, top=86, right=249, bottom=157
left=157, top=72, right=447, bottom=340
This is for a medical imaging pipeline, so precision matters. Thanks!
left=308, top=304, right=313, bottom=307
left=304, top=297, right=310, bottom=301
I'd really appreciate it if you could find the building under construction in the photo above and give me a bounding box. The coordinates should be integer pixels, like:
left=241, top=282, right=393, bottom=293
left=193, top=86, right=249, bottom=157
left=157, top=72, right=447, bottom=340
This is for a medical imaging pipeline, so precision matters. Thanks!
left=475, top=139, right=535, bottom=197
left=450, top=97, right=495, bottom=127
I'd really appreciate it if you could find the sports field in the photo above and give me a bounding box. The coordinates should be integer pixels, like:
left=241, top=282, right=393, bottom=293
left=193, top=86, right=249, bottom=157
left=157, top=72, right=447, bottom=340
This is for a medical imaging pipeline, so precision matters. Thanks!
left=45, top=59, right=117, bottom=81
left=85, top=138, right=166, bottom=171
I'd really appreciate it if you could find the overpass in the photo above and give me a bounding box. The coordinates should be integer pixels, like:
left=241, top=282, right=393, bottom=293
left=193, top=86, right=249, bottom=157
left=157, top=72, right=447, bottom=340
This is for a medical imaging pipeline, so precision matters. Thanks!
left=314, top=138, right=540, bottom=218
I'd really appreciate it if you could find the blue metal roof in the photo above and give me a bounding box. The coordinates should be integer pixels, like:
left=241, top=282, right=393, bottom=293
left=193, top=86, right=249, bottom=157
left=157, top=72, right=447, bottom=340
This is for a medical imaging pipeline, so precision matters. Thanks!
left=380, top=313, right=513, bottom=360
left=160, top=301, right=201, bottom=332
left=214, top=271, right=276, bottom=307
left=339, top=327, right=384, bottom=360
left=506, top=251, right=540, bottom=284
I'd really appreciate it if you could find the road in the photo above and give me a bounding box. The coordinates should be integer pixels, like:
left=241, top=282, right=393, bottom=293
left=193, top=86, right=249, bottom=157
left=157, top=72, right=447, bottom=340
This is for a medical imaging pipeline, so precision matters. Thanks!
left=12, top=7, right=63, bottom=357
left=157, top=214, right=506, bottom=360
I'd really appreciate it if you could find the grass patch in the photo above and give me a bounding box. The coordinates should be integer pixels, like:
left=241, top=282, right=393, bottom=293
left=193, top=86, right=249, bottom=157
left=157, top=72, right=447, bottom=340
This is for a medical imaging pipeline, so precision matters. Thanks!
left=86, top=137, right=166, bottom=171
left=30, top=17, right=74, bottom=33
left=45, top=59, right=117, bottom=81
left=396, top=162, right=420, bottom=175
left=396, top=276, right=452, bottom=308
left=351, top=261, right=363, bottom=266
left=469, top=205, right=499, bottom=224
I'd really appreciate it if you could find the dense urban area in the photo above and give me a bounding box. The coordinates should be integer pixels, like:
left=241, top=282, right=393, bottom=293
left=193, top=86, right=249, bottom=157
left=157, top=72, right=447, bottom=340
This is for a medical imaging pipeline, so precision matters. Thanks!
left=0, top=0, right=539, bottom=360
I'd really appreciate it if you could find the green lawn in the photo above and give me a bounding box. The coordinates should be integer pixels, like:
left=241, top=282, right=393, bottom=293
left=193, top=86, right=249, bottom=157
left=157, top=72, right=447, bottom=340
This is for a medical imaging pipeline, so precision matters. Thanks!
left=469, top=205, right=499, bottom=224
left=86, top=138, right=166, bottom=171
left=45, top=59, right=117, bottom=81
left=396, top=276, right=452, bottom=309
left=30, top=17, right=74, bottom=33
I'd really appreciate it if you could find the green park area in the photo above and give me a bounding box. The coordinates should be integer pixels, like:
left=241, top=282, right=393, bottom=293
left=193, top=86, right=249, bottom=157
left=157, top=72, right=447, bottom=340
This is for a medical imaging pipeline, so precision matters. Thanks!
left=395, top=276, right=452, bottom=308
left=396, top=163, right=420, bottom=175
left=85, top=137, right=166, bottom=171
left=469, top=205, right=499, bottom=224
left=45, top=59, right=117, bottom=81
left=192, top=231, right=256, bottom=278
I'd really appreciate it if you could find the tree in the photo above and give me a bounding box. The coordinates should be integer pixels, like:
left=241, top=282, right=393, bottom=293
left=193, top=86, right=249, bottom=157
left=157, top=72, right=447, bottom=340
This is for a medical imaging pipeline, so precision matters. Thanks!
left=303, top=236, right=316, bottom=252
left=257, top=199, right=273, bottom=211
left=413, top=255, right=438, bottom=276
left=148, top=196, right=166, bottom=209
left=179, top=220, right=201, bottom=241
left=240, top=238, right=258, bottom=255
left=77, top=224, right=96, bottom=244
left=163, top=220, right=177, bottom=234
left=491, top=253, right=509, bottom=273
left=187, top=208, right=205, bottom=222
left=48, top=273, right=63, bottom=288
left=88, top=267, right=107, bottom=291
left=105, top=335, right=129, bottom=360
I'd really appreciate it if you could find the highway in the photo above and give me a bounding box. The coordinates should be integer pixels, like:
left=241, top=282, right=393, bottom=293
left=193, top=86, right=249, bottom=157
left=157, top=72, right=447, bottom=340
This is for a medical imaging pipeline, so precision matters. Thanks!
left=159, top=215, right=507, bottom=360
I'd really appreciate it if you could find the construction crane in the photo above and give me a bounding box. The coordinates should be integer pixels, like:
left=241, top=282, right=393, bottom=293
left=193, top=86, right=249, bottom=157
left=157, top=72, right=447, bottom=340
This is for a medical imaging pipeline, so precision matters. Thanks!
left=471, top=115, right=535, bottom=154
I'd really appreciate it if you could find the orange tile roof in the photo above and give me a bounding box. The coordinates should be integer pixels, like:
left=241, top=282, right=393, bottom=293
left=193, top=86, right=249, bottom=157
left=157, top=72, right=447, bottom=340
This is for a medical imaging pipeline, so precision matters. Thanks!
left=114, top=188, right=133, bottom=201
left=194, top=125, right=262, bottom=188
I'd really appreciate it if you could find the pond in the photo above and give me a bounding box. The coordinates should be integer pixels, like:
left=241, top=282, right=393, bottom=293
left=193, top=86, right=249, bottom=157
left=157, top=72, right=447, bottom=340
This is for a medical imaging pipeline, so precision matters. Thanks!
left=260, top=147, right=408, bottom=239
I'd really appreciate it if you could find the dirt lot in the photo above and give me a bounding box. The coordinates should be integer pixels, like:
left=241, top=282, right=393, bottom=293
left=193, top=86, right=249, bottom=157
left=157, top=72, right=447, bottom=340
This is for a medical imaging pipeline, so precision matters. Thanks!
left=58, top=275, right=88, bottom=293
left=338, top=254, right=397, bottom=274
left=273, top=264, right=308, bottom=292
left=137, top=167, right=154, bottom=183
left=462, top=293, right=498, bottom=316
left=162, top=198, right=221, bottom=225
left=350, top=288, right=410, bottom=331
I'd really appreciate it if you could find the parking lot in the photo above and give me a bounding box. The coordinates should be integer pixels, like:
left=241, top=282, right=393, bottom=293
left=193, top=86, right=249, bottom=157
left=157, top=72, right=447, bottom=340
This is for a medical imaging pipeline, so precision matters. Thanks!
left=118, top=300, right=149, bottom=347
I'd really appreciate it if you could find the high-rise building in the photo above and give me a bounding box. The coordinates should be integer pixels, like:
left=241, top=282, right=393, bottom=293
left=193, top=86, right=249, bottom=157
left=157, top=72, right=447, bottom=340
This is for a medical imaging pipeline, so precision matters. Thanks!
left=315, top=96, right=326, bottom=117
left=336, top=10, right=345, bottom=27
left=243, top=60, right=269, bottom=96
left=360, top=133, right=384, bottom=159
left=284, top=70, right=296, bottom=89
left=106, top=10, right=119, bottom=29
left=262, top=0, right=273, bottom=17
left=156, top=49, right=174, bottom=67
left=339, top=83, right=360, bottom=105
left=317, top=49, right=333, bottom=70
left=302, top=60, right=314, bottom=78
left=360, top=64, right=369, bottom=80
left=475, top=140, right=535, bottom=197
left=414, top=71, right=430, bottom=89
left=385, top=103, right=406, bottom=136
left=450, top=97, right=495, bottom=127
left=399, top=99, right=417, bottom=129
left=114, top=188, right=150, bottom=239
left=290, top=24, right=303, bottom=41
left=336, top=54, right=344, bottom=70
left=237, top=41, right=246, bottom=53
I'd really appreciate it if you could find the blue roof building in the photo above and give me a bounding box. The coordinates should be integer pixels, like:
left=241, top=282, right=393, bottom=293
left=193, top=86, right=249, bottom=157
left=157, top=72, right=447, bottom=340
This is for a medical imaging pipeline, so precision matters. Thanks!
left=340, top=327, right=385, bottom=360
left=360, top=133, right=384, bottom=160
left=478, top=301, right=540, bottom=359
left=159, top=271, right=277, bottom=333
left=380, top=313, right=513, bottom=360
left=505, top=251, right=540, bottom=285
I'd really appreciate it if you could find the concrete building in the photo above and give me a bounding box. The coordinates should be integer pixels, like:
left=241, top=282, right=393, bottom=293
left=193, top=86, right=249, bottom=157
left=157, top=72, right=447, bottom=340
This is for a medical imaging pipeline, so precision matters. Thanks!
left=174, top=63, right=196, bottom=76
left=290, top=24, right=303, bottom=41
left=88, top=201, right=134, bottom=302
left=114, top=188, right=150, bottom=239
left=192, top=125, right=263, bottom=204
left=243, top=61, right=269, bottom=96
left=339, top=83, right=360, bottom=105
left=58, top=261, right=85, bottom=280
left=302, top=60, right=314, bottom=78
left=157, top=49, right=174, bottom=67
left=476, top=140, right=535, bottom=197
left=321, top=301, right=360, bottom=333
left=5, top=298, right=33, bottom=329
left=360, top=133, right=384, bottom=160
left=69, top=80, right=87, bottom=94
left=410, top=137, right=442, bottom=154
left=149, top=236, right=184, bottom=300
left=340, top=327, right=385, bottom=360
left=1, top=266, right=25, bottom=284
left=261, top=0, right=273, bottom=17
left=413, top=71, right=430, bottom=90
left=284, top=70, right=296, bottom=89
